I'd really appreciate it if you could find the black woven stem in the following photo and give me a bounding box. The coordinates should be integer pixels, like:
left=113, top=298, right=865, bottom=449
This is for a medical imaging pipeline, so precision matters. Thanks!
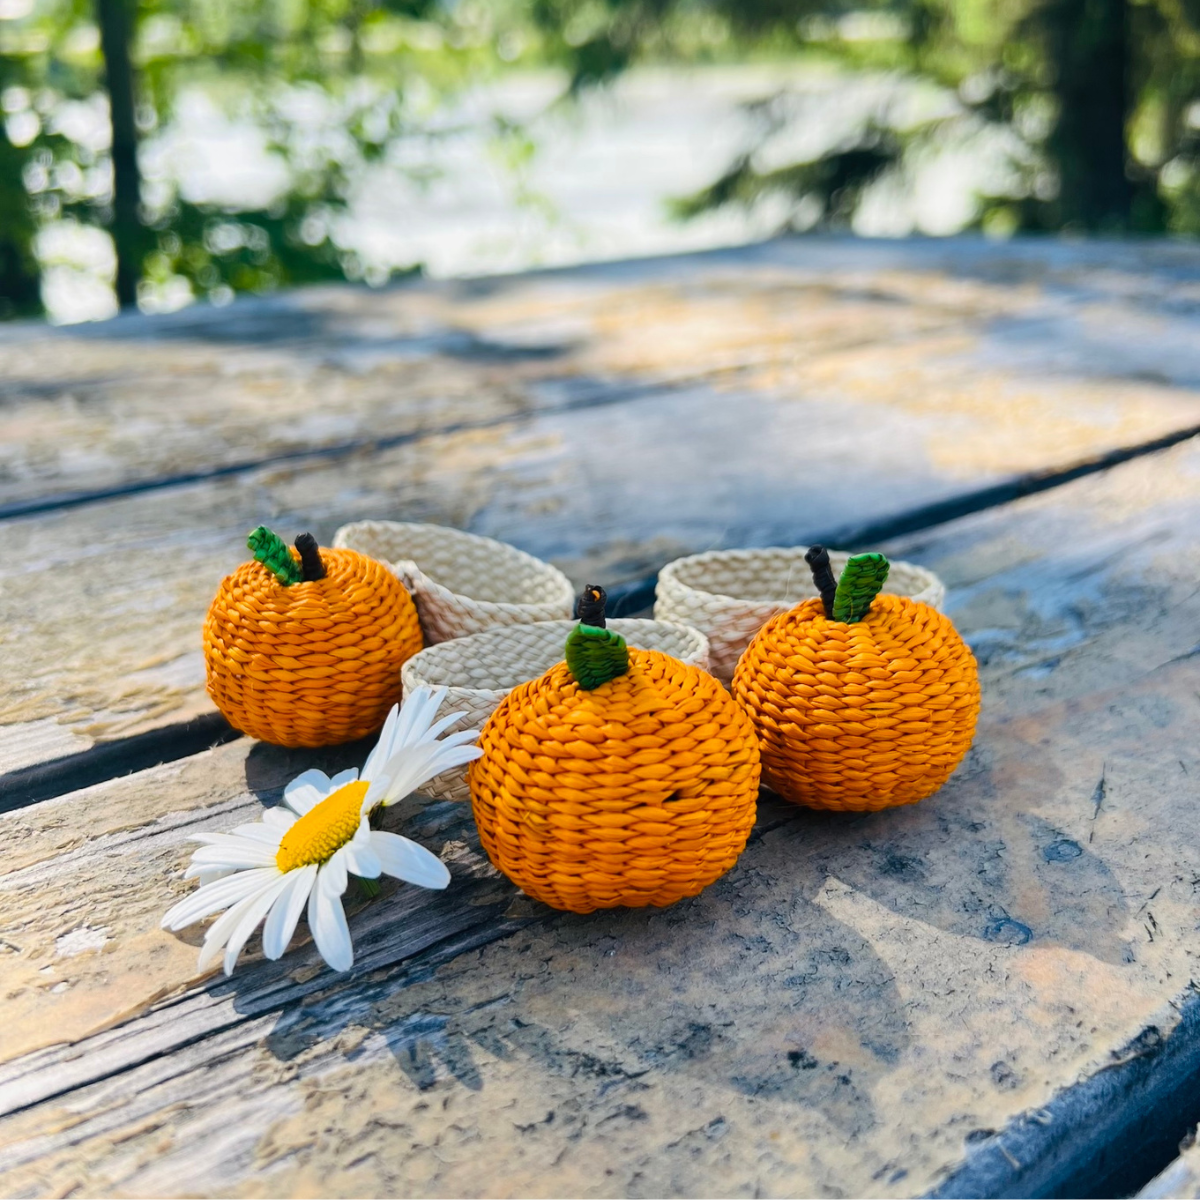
left=294, top=533, right=327, bottom=582
left=576, top=585, right=607, bottom=628
left=805, top=545, right=837, bottom=618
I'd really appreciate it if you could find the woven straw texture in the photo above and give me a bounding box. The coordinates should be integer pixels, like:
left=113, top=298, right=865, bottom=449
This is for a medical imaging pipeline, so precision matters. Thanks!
left=333, top=520, right=574, bottom=644
left=402, top=618, right=710, bottom=802
left=468, top=648, right=760, bottom=913
left=732, top=594, right=979, bottom=812
left=655, top=547, right=946, bottom=685
left=204, top=547, right=423, bottom=747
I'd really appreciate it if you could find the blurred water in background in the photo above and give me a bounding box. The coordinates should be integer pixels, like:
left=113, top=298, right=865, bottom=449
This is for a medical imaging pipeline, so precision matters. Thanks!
left=38, top=63, right=1018, bottom=324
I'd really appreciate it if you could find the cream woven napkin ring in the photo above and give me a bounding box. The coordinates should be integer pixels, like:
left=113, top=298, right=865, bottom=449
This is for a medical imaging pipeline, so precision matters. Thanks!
left=333, top=520, right=575, bottom=644
left=654, top=546, right=945, bottom=685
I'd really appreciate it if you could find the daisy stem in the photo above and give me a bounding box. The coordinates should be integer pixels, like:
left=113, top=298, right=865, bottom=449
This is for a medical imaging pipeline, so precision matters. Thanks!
left=357, top=876, right=382, bottom=899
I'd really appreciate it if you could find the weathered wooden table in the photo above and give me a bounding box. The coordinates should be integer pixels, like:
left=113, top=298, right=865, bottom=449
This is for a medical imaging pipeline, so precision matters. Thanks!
left=3, top=237, right=1200, bottom=1199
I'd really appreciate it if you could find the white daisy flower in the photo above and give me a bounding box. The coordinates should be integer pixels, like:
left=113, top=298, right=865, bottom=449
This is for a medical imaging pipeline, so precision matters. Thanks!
left=162, top=686, right=482, bottom=976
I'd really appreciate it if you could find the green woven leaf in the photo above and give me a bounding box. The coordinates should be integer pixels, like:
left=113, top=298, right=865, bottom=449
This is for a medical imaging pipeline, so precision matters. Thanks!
left=832, top=552, right=890, bottom=623
left=247, top=525, right=302, bottom=586
left=565, top=623, right=630, bottom=689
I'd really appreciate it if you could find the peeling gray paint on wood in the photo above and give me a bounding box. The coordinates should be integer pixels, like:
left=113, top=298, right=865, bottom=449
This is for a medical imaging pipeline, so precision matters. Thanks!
left=4, top=236, right=1200, bottom=516
left=4, top=238, right=1200, bottom=516
left=5, top=239, right=1200, bottom=762
left=2, top=438, right=1199, bottom=1197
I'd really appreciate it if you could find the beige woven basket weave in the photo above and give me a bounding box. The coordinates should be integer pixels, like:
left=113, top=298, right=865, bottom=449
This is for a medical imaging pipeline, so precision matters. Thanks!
left=401, top=618, right=711, bottom=802
left=655, top=547, right=946, bottom=685
left=332, top=520, right=575, bottom=644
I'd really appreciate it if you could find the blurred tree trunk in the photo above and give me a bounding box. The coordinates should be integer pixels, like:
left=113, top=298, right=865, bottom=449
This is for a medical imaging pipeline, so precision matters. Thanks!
left=0, top=68, right=42, bottom=318
left=1041, top=0, right=1135, bottom=229
left=95, top=0, right=141, bottom=308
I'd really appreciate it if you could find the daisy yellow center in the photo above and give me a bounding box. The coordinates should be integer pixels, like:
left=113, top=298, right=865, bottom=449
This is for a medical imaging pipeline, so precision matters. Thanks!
left=276, top=780, right=370, bottom=872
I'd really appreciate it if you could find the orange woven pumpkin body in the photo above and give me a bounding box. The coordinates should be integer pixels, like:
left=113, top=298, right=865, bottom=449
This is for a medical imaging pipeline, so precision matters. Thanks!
left=204, top=548, right=423, bottom=747
left=468, top=648, right=761, bottom=913
left=732, top=594, right=979, bottom=811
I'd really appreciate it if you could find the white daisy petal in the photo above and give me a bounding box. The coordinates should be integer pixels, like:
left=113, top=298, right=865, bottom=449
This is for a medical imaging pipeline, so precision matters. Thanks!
left=196, top=874, right=283, bottom=971
left=183, top=842, right=279, bottom=878
left=283, top=769, right=333, bottom=815
left=196, top=868, right=235, bottom=887
left=223, top=873, right=293, bottom=975
left=370, top=831, right=451, bottom=889
left=378, top=740, right=483, bottom=807
left=357, top=688, right=477, bottom=807
left=261, top=807, right=298, bottom=832
left=390, top=686, right=447, bottom=751
left=198, top=916, right=239, bottom=971
left=387, top=688, right=435, bottom=743
left=432, top=742, right=486, bottom=771
left=422, top=709, right=474, bottom=744
left=375, top=743, right=441, bottom=804
left=187, top=842, right=278, bottom=872
left=262, top=864, right=319, bottom=959
left=344, top=840, right=382, bottom=879
left=308, top=866, right=354, bottom=972
left=190, top=831, right=272, bottom=849
left=362, top=773, right=391, bottom=808
left=162, top=867, right=281, bottom=930
left=184, top=861, right=226, bottom=881
left=361, top=703, right=400, bottom=782
left=322, top=845, right=349, bottom=896
left=230, top=823, right=285, bottom=846
left=328, top=768, right=360, bottom=791
left=435, top=727, right=487, bottom=751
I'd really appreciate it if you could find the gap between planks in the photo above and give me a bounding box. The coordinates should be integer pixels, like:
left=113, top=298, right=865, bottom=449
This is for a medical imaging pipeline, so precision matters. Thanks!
left=0, top=374, right=680, bottom=523
left=10, top=235, right=1200, bottom=522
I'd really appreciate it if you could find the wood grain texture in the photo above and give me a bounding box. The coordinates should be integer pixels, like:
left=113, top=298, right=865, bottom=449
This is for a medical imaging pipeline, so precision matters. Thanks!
left=0, top=738, right=483, bottom=1063
left=5, top=238, right=1200, bottom=766
left=4, top=238, right=1200, bottom=512
left=1, top=437, right=1198, bottom=1198
left=0, top=733, right=524, bottom=1067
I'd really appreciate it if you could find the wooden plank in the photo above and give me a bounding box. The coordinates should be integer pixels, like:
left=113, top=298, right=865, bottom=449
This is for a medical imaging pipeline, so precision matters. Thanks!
left=1, top=437, right=1198, bottom=1197
left=0, top=736, right=522, bottom=1071
left=0, top=288, right=576, bottom=516
left=4, top=238, right=1200, bottom=514
left=5, top=241, right=1200, bottom=768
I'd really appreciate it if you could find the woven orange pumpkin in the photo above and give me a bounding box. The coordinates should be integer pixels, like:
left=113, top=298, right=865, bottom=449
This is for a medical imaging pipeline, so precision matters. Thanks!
left=204, top=526, right=423, bottom=747
left=732, top=547, right=979, bottom=811
left=468, top=586, right=761, bottom=913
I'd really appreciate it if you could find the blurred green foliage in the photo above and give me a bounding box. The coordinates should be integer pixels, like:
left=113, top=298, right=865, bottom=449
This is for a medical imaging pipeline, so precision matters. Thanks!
left=1, top=0, right=1197, bottom=319
left=1, top=0, right=501, bottom=314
